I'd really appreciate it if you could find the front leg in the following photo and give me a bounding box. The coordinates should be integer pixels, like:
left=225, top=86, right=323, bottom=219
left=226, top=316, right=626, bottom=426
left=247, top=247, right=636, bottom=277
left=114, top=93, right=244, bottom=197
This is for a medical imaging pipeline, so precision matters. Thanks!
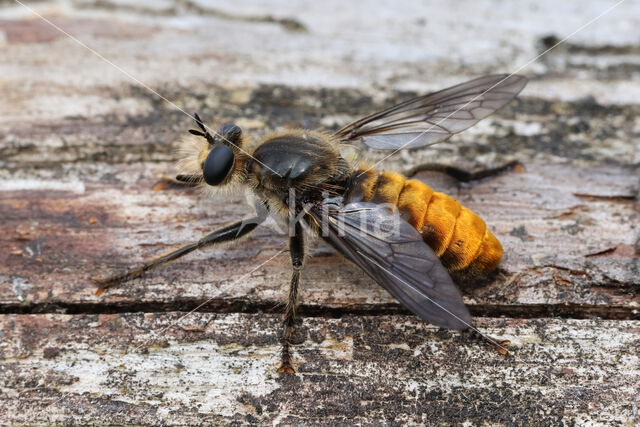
left=277, top=221, right=304, bottom=374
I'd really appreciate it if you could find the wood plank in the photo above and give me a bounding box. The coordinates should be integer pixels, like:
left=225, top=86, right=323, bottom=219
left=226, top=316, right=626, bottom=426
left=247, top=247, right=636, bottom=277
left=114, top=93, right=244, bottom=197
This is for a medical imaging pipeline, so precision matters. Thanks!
left=1, top=85, right=639, bottom=168
left=1, top=0, right=639, bottom=424
left=1, top=162, right=637, bottom=319
left=1, top=313, right=638, bottom=425
left=1, top=0, right=640, bottom=106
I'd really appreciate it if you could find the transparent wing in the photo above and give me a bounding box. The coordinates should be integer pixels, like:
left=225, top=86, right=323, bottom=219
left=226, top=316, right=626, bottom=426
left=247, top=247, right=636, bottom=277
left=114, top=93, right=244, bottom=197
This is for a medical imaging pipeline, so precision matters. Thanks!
left=310, top=199, right=471, bottom=329
left=334, top=74, right=527, bottom=150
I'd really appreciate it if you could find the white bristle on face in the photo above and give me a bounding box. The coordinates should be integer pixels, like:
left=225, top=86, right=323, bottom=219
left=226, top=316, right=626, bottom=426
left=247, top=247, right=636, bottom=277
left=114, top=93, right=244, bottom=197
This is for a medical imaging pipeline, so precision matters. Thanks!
left=176, top=130, right=251, bottom=200
left=176, top=134, right=208, bottom=177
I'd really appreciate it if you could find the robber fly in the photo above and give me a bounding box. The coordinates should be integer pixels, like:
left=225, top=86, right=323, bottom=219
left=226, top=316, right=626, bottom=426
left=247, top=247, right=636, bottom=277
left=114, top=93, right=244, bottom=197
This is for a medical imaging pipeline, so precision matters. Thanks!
left=96, top=74, right=527, bottom=373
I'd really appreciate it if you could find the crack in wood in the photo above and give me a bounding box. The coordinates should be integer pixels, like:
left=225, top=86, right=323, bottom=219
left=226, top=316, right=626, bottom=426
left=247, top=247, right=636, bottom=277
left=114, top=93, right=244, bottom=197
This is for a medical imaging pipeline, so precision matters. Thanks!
left=75, top=0, right=308, bottom=32
left=573, top=193, right=638, bottom=203
left=0, top=299, right=637, bottom=320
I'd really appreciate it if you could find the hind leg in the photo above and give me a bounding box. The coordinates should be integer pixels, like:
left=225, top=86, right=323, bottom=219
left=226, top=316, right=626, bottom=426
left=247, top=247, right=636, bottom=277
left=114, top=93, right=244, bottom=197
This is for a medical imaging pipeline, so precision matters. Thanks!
left=404, top=160, right=523, bottom=183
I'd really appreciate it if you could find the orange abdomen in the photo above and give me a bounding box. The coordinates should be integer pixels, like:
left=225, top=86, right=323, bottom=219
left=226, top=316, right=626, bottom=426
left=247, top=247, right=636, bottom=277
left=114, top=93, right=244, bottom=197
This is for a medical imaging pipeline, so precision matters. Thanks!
left=350, top=169, right=502, bottom=276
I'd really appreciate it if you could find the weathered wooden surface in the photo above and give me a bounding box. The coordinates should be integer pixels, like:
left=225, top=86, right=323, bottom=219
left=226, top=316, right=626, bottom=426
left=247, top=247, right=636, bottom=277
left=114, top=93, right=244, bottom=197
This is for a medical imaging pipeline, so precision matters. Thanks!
left=1, top=162, right=638, bottom=318
left=1, top=0, right=639, bottom=424
left=1, top=314, right=639, bottom=425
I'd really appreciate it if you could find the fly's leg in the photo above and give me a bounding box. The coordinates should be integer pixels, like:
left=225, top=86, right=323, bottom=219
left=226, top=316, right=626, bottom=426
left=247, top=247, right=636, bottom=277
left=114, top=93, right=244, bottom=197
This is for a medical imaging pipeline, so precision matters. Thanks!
left=174, top=174, right=203, bottom=186
left=277, top=222, right=304, bottom=374
left=94, top=203, right=268, bottom=294
left=153, top=174, right=202, bottom=190
left=464, top=329, right=511, bottom=356
left=404, top=160, right=523, bottom=183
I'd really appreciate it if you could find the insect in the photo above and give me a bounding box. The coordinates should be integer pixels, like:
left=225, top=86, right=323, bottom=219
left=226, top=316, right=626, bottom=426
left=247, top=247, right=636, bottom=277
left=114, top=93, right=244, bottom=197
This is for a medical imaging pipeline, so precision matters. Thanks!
left=96, top=74, right=527, bottom=373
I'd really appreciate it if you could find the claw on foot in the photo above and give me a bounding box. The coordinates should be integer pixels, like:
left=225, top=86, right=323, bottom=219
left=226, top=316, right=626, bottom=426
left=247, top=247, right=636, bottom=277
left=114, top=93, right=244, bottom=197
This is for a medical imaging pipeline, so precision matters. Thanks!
left=512, top=162, right=526, bottom=174
left=495, top=340, right=510, bottom=355
left=90, top=268, right=143, bottom=296
left=90, top=276, right=110, bottom=296
left=277, top=364, right=296, bottom=374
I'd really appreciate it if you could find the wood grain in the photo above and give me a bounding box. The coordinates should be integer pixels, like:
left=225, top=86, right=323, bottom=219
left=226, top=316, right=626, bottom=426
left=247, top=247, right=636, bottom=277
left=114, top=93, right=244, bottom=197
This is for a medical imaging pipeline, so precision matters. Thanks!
left=1, top=162, right=637, bottom=318
left=1, top=313, right=639, bottom=425
left=1, top=0, right=639, bottom=424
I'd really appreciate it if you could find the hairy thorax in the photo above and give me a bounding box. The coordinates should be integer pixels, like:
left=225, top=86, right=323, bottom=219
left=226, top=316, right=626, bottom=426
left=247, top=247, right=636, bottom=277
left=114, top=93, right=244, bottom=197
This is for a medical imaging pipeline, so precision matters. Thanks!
left=249, top=129, right=349, bottom=200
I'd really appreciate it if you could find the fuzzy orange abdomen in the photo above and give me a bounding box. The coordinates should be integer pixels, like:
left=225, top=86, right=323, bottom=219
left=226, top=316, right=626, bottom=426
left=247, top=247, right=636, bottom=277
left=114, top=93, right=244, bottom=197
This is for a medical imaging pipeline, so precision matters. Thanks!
left=351, top=169, right=502, bottom=277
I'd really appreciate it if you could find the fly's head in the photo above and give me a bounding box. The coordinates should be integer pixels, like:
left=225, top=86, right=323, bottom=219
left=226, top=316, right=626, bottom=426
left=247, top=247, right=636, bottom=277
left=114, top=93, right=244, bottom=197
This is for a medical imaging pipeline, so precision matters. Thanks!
left=177, top=114, right=250, bottom=194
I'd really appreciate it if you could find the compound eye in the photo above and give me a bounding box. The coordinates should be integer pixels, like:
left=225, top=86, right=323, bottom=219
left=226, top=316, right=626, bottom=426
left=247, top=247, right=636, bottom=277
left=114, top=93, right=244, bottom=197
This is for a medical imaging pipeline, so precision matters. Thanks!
left=220, top=124, right=242, bottom=144
left=202, top=145, right=234, bottom=186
